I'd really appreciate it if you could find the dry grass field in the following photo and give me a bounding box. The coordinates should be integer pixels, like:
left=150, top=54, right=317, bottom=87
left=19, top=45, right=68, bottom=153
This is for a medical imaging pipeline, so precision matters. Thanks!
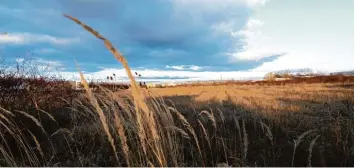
left=0, top=15, right=353, bottom=167
left=148, top=83, right=353, bottom=116
left=1, top=80, right=353, bottom=166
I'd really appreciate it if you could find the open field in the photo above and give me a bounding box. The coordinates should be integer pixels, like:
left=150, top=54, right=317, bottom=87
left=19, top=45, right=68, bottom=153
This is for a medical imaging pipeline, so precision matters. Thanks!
left=148, top=83, right=354, bottom=115
left=146, top=82, right=354, bottom=166
left=0, top=78, right=353, bottom=166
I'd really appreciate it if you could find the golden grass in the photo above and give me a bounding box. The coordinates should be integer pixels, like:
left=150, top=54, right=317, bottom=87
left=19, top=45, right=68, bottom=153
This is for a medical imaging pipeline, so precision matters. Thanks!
left=292, top=129, right=315, bottom=167
left=64, top=14, right=164, bottom=166
left=308, top=135, right=320, bottom=167
left=113, top=111, right=130, bottom=166
left=76, top=64, right=119, bottom=164
left=0, top=108, right=42, bottom=166
left=147, top=83, right=353, bottom=115
left=27, top=131, right=44, bottom=159
left=1, top=79, right=353, bottom=166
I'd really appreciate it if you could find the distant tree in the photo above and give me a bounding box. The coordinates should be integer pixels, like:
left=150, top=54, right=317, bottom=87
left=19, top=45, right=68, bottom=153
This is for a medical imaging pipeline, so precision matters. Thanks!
left=264, top=72, right=276, bottom=81
left=273, top=70, right=293, bottom=78
left=274, top=74, right=282, bottom=78
left=298, top=68, right=314, bottom=76
left=281, top=72, right=293, bottom=78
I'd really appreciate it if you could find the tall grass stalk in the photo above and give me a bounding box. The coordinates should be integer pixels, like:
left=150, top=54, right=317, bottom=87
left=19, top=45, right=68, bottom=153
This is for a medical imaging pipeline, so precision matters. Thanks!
left=76, top=66, right=119, bottom=164
left=291, top=129, right=315, bottom=166
left=64, top=14, right=164, bottom=166
left=242, top=120, right=248, bottom=163
left=113, top=112, right=130, bottom=166
left=308, top=135, right=320, bottom=167
left=260, top=120, right=275, bottom=165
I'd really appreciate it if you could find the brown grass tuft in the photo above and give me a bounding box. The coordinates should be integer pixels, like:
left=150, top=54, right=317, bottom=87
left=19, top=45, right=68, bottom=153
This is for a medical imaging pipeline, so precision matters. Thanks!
left=64, top=14, right=164, bottom=166
left=113, top=112, right=130, bottom=166
left=76, top=65, right=119, bottom=164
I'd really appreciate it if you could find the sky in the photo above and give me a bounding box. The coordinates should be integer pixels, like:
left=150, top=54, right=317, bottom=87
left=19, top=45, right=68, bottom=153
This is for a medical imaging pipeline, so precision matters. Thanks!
left=0, top=0, right=353, bottom=82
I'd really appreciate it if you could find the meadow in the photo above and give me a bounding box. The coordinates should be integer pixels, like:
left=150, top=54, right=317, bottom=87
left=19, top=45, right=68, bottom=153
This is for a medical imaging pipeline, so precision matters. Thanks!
left=0, top=15, right=353, bottom=167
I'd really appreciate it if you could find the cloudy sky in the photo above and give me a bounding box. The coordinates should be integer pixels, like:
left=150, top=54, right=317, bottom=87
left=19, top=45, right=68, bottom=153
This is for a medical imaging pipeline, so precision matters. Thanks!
left=0, top=0, right=353, bottom=82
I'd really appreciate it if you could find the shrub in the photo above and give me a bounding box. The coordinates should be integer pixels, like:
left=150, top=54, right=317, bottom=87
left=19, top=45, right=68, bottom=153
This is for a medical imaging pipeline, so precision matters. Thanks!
left=264, top=72, right=276, bottom=81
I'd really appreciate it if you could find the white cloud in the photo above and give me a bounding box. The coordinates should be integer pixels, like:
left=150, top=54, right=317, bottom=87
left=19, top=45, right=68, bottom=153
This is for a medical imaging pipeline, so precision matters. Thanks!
left=56, top=68, right=266, bottom=82
left=15, top=57, right=65, bottom=71
left=228, top=18, right=285, bottom=62
left=32, top=48, right=57, bottom=54
left=172, top=0, right=266, bottom=7
left=0, top=33, right=79, bottom=45
left=246, top=19, right=263, bottom=28
left=16, top=58, right=25, bottom=63
left=0, top=5, right=22, bottom=15
left=247, top=0, right=353, bottom=73
left=34, top=59, right=63, bottom=67
left=165, top=65, right=184, bottom=70
left=251, top=51, right=352, bottom=73
left=0, top=5, right=61, bottom=20
left=245, top=0, right=267, bottom=6
left=165, top=65, right=202, bottom=71
left=189, top=65, right=202, bottom=71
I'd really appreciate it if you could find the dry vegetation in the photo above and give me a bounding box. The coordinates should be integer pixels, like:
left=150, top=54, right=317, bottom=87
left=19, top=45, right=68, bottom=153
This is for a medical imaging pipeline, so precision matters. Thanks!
left=0, top=15, right=353, bottom=167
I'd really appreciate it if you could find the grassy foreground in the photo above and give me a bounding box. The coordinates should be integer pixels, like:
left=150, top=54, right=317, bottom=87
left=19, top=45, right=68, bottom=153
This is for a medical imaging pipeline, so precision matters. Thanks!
left=0, top=81, right=353, bottom=166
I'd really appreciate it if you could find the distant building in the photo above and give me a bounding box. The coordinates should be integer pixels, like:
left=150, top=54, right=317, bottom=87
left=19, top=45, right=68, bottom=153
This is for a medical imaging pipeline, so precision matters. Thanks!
left=330, top=71, right=354, bottom=76
left=274, top=78, right=291, bottom=81
left=75, top=81, right=84, bottom=90
left=146, top=83, right=156, bottom=88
